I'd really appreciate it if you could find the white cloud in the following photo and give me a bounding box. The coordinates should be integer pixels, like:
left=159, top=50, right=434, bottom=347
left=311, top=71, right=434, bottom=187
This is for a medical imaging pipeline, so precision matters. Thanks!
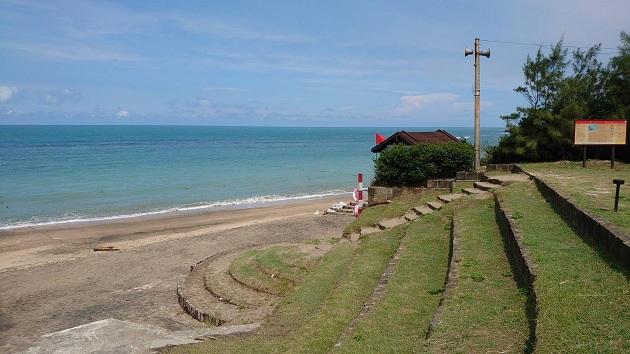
left=41, top=93, right=58, bottom=104
left=0, top=86, right=18, bottom=103
left=39, top=89, right=81, bottom=105
left=394, top=93, right=458, bottom=114
left=116, top=110, right=129, bottom=118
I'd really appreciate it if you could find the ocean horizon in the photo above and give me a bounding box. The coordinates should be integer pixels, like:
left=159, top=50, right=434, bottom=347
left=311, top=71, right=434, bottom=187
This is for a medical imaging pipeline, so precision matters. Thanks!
left=0, top=125, right=505, bottom=230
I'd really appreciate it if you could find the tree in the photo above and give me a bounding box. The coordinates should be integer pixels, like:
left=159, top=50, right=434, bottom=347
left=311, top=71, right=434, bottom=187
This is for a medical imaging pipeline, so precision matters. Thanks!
left=608, top=31, right=630, bottom=120
left=494, top=39, right=573, bottom=162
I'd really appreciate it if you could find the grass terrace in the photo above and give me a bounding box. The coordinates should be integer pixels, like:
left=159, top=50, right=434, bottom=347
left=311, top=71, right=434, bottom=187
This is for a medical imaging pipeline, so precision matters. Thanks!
left=421, top=197, right=531, bottom=353
left=168, top=161, right=630, bottom=353
left=497, top=181, right=630, bottom=352
left=521, top=161, right=630, bottom=233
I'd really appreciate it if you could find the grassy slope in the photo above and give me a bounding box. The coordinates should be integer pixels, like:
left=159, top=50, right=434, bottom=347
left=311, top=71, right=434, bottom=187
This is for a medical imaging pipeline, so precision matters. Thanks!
left=421, top=197, right=530, bottom=353
left=334, top=207, right=451, bottom=353
left=497, top=181, right=630, bottom=353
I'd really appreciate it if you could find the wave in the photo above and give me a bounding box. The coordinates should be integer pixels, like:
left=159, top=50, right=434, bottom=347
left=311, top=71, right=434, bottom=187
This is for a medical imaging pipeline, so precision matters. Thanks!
left=0, top=190, right=350, bottom=231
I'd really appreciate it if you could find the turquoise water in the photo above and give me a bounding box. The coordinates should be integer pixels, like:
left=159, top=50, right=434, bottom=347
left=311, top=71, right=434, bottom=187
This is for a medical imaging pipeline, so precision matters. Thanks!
left=0, top=125, right=505, bottom=229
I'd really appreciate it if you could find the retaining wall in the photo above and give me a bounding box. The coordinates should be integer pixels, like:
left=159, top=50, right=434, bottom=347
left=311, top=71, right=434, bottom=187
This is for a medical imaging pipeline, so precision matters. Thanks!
left=514, top=166, right=630, bottom=269
left=494, top=194, right=539, bottom=350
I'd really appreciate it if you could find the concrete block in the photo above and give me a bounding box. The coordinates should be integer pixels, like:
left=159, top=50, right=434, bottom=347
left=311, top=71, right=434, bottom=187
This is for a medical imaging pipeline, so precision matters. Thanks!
left=404, top=211, right=419, bottom=221
left=438, top=193, right=464, bottom=203
left=413, top=206, right=434, bottom=215
left=473, top=181, right=498, bottom=191
left=426, top=201, right=444, bottom=210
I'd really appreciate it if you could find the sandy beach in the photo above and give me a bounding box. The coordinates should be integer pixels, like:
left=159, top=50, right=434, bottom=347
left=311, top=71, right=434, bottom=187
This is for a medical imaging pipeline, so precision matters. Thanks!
left=0, top=197, right=352, bottom=353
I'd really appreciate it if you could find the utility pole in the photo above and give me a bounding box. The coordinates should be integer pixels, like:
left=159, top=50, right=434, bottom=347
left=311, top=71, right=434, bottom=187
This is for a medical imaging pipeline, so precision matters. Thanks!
left=465, top=38, right=490, bottom=171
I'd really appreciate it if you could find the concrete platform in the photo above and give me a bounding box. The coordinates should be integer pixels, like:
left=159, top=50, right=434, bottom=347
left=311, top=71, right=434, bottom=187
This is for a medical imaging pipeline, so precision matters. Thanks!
left=23, top=318, right=259, bottom=354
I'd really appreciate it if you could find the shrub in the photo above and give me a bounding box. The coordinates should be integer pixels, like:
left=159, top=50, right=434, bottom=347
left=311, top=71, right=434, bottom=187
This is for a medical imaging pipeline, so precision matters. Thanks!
left=373, top=142, right=474, bottom=187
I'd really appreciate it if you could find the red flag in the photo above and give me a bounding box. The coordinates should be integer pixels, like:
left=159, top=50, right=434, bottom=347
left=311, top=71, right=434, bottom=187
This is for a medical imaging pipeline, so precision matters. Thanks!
left=376, top=133, right=386, bottom=144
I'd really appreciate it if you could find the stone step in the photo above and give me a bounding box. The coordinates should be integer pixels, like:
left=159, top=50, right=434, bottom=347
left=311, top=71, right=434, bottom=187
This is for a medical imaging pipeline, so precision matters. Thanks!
left=473, top=181, right=499, bottom=191
left=403, top=211, right=419, bottom=221
left=426, top=201, right=444, bottom=210
left=360, top=226, right=382, bottom=236
left=486, top=174, right=530, bottom=186
left=378, top=217, right=408, bottom=230
left=438, top=193, right=464, bottom=203
left=462, top=188, right=488, bottom=195
left=413, top=206, right=434, bottom=215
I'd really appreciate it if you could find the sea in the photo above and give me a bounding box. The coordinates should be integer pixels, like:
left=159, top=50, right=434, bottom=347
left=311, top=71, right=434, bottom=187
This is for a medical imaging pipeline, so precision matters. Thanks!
left=0, top=125, right=505, bottom=230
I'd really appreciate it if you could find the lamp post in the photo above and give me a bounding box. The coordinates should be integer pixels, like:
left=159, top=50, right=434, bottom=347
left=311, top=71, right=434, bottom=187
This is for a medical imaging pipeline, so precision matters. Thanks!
left=465, top=38, right=490, bottom=171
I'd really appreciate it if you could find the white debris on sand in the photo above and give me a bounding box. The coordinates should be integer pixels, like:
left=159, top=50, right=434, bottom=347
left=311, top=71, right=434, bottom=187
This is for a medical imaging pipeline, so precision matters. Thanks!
left=324, top=201, right=348, bottom=215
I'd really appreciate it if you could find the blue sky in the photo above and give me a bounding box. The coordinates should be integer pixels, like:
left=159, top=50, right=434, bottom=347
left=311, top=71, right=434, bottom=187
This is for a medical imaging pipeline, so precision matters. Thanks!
left=0, top=0, right=628, bottom=127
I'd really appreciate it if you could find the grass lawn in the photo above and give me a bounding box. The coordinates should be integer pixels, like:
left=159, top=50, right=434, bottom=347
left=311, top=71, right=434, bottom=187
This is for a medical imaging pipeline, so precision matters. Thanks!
left=521, top=161, right=630, bottom=233
left=497, top=180, right=630, bottom=353
left=421, top=197, right=531, bottom=353
left=334, top=206, right=451, bottom=353
left=228, top=245, right=317, bottom=296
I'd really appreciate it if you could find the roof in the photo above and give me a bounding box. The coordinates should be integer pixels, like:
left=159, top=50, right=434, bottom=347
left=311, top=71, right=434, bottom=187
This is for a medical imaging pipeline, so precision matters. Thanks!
left=371, top=129, right=461, bottom=153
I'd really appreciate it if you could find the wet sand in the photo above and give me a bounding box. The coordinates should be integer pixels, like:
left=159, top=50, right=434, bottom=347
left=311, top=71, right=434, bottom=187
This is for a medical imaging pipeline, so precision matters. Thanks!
left=0, top=197, right=352, bottom=353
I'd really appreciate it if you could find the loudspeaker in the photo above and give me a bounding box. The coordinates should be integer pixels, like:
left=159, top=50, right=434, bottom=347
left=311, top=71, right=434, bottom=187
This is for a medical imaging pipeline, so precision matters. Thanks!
left=464, top=48, right=474, bottom=57
left=479, top=48, right=491, bottom=58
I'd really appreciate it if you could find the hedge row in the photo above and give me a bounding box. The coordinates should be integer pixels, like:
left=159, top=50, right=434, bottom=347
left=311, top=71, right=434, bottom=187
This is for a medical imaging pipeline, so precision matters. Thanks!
left=373, top=142, right=474, bottom=187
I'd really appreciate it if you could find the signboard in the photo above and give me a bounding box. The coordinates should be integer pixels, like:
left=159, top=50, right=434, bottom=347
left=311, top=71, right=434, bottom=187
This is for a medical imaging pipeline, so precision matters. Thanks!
left=574, top=120, right=627, bottom=145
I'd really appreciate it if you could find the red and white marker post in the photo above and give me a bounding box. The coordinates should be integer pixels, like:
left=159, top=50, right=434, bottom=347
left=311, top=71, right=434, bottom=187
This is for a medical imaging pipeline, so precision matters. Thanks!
left=353, top=173, right=367, bottom=217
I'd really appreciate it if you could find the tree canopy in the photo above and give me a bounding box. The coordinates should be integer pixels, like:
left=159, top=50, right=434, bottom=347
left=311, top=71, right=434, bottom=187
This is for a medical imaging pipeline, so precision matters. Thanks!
left=491, top=32, right=630, bottom=163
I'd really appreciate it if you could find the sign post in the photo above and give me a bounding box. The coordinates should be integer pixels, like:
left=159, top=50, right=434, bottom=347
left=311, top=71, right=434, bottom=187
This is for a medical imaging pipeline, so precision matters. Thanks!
left=574, top=120, right=627, bottom=169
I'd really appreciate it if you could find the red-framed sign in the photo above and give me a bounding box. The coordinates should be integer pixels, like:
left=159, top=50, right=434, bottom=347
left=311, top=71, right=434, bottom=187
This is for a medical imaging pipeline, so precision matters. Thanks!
left=574, top=120, right=627, bottom=146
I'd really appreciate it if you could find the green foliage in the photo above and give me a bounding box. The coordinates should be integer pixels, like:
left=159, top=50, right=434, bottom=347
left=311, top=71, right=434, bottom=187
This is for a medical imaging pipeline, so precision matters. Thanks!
left=373, top=142, right=474, bottom=186
left=493, top=32, right=630, bottom=163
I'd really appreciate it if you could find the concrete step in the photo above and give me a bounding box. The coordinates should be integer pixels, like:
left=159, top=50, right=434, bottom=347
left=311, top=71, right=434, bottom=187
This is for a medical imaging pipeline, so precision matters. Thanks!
left=473, top=181, right=499, bottom=191
left=413, top=206, right=434, bottom=215
left=426, top=201, right=444, bottom=210
left=462, top=188, right=488, bottom=195
left=360, top=226, right=382, bottom=236
left=404, top=211, right=419, bottom=221
left=378, top=217, right=408, bottom=230
left=438, top=193, right=464, bottom=203
left=486, top=174, right=530, bottom=186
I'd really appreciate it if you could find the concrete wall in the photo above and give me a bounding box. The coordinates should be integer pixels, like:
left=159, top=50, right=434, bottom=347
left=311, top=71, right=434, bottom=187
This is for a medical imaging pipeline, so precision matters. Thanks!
left=367, top=186, right=426, bottom=204
left=515, top=168, right=630, bottom=269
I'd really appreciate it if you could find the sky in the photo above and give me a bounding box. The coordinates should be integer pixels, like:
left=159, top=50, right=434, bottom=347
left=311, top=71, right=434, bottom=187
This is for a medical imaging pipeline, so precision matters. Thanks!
left=0, top=0, right=628, bottom=127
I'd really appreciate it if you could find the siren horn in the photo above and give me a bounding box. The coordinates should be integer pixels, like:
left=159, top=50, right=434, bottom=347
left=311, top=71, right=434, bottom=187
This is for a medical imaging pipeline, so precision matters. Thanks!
left=479, top=48, right=491, bottom=58
left=464, top=48, right=474, bottom=57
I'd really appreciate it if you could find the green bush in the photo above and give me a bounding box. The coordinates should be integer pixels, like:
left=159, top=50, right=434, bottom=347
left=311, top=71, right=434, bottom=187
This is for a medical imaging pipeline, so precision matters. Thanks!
left=373, top=142, right=474, bottom=187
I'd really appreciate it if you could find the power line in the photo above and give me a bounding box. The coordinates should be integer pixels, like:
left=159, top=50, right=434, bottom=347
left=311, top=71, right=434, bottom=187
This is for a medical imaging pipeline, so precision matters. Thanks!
left=480, top=39, right=620, bottom=54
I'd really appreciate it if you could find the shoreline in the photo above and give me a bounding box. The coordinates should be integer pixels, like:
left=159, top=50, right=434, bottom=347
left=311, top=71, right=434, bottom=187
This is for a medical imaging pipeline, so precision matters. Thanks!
left=0, top=195, right=349, bottom=273
left=0, top=191, right=351, bottom=231
left=0, top=194, right=353, bottom=353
